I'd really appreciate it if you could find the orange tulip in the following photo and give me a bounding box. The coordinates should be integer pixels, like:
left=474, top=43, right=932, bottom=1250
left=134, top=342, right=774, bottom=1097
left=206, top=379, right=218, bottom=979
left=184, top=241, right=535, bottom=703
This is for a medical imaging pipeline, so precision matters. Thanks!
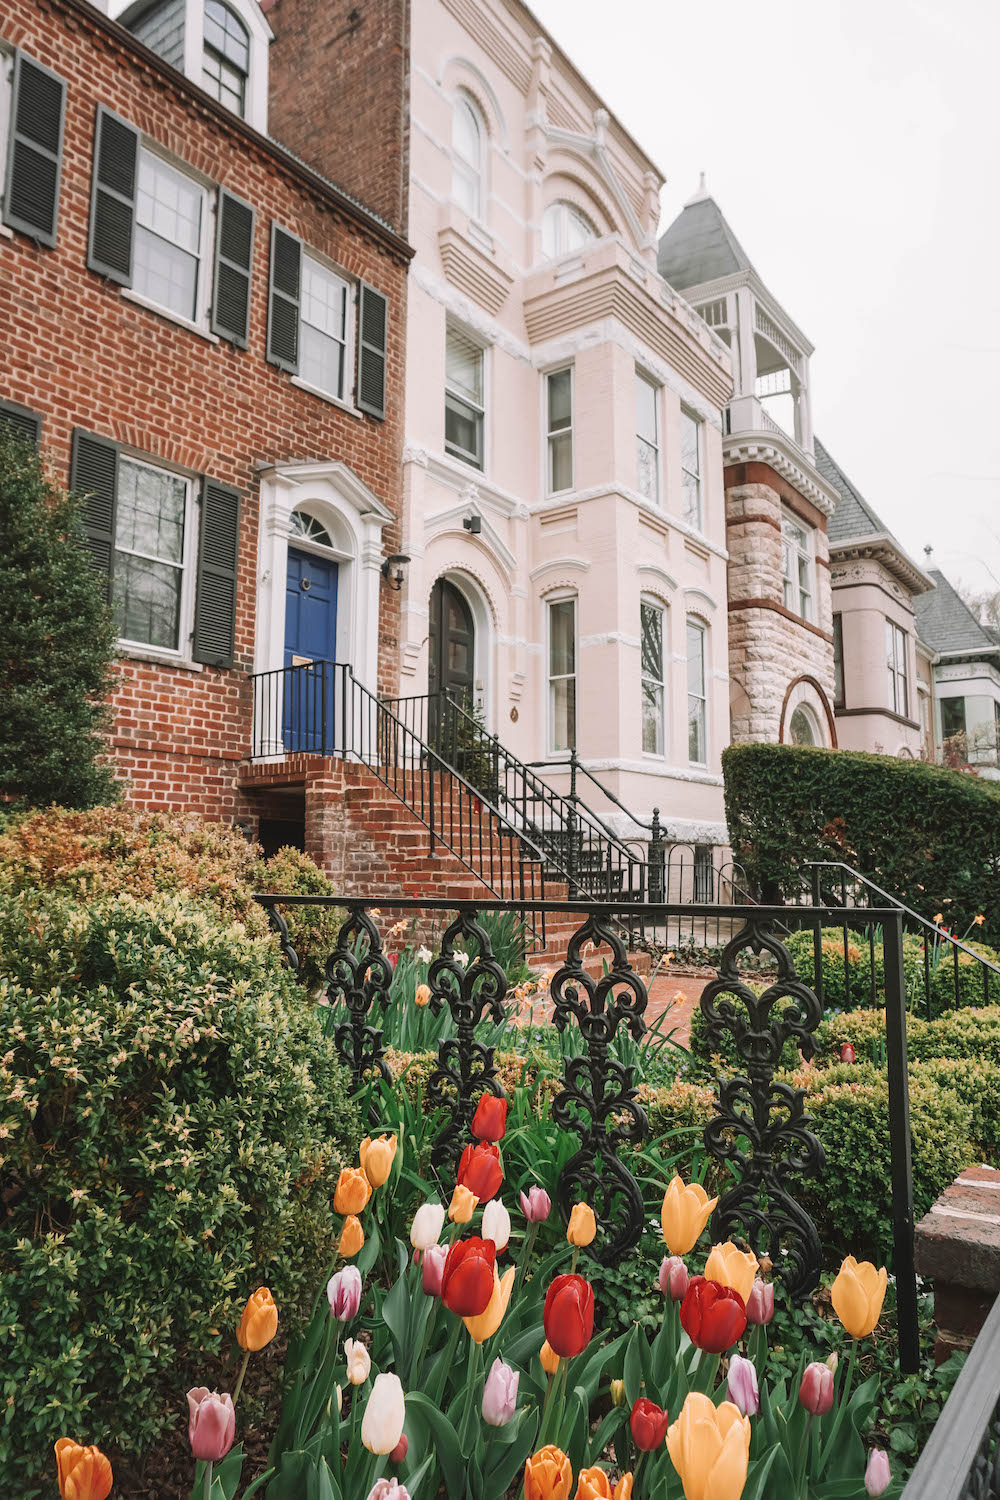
left=339, top=1215, right=365, bottom=1258
left=360, top=1134, right=397, bottom=1188
left=703, top=1242, right=759, bottom=1308
left=831, top=1255, right=888, bottom=1339
left=449, top=1183, right=479, bottom=1224
left=525, top=1444, right=573, bottom=1500
left=660, top=1176, right=718, bottom=1255
left=567, top=1202, right=597, bottom=1247
left=55, top=1439, right=113, bottom=1500
left=575, top=1466, right=612, bottom=1498
left=236, top=1286, right=278, bottom=1351
left=539, top=1339, right=560, bottom=1375
left=415, top=982, right=432, bottom=1006
left=613, top=1478, right=633, bottom=1500
left=334, top=1166, right=372, bottom=1216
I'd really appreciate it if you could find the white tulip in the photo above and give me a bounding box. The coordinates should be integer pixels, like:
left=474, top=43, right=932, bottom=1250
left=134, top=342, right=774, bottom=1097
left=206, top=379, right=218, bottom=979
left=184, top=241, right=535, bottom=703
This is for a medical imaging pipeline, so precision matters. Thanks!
left=410, top=1200, right=446, bottom=1250
left=482, top=1198, right=511, bottom=1252
left=417, top=945, right=433, bottom=965
left=361, top=1372, right=405, bottom=1454
left=345, top=1336, right=371, bottom=1386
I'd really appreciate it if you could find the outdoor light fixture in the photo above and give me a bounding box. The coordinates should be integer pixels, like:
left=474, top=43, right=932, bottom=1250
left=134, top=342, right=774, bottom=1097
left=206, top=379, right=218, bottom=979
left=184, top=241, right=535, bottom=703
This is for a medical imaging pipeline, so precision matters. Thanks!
left=463, top=514, right=482, bottom=534
left=381, top=552, right=410, bottom=591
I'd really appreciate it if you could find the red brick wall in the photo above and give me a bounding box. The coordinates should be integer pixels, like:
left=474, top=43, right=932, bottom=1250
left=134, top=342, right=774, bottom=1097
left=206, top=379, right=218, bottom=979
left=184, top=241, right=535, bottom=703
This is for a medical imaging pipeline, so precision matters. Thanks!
left=265, top=0, right=410, bottom=234
left=1, top=0, right=410, bottom=823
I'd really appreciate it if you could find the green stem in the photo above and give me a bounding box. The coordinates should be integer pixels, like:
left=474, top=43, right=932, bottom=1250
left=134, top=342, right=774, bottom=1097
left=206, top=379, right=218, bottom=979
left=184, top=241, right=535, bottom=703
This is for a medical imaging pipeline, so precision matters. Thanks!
left=818, top=1341, right=858, bottom=1474
left=232, top=1349, right=251, bottom=1407
left=459, top=1337, right=482, bottom=1452
left=203, top=1460, right=213, bottom=1500
left=570, top=1246, right=579, bottom=1275
left=513, top=1221, right=539, bottom=1299
left=633, top=1450, right=648, bottom=1496
left=539, top=1366, right=558, bottom=1448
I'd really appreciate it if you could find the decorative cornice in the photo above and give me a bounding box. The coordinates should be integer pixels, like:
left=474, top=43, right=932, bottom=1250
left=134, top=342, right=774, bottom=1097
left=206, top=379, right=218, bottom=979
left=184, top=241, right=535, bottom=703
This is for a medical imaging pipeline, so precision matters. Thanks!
left=723, top=431, right=839, bottom=517
left=255, top=459, right=394, bottom=522
left=829, top=534, right=935, bottom=596
left=438, top=224, right=515, bottom=317
left=423, top=504, right=517, bottom=576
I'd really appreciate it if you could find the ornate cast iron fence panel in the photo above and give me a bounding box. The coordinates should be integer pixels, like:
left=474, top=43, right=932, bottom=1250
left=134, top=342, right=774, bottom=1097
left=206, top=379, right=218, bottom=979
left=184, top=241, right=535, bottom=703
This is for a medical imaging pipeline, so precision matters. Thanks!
left=425, top=911, right=509, bottom=1177
left=324, top=906, right=393, bottom=1086
left=699, top=918, right=825, bottom=1300
left=261, top=901, right=299, bottom=971
left=549, top=913, right=649, bottom=1264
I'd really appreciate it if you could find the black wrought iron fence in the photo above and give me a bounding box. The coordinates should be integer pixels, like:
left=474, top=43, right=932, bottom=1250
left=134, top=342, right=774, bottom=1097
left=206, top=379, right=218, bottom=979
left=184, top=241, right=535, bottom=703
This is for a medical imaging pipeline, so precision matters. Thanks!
left=254, top=891, right=921, bottom=1372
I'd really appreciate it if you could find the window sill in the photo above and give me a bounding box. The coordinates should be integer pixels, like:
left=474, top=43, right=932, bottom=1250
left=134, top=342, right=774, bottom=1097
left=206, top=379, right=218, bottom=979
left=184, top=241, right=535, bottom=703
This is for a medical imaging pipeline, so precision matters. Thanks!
left=121, top=289, right=220, bottom=344
left=290, top=376, right=364, bottom=420
left=444, top=448, right=485, bottom=474
left=0, top=222, right=12, bottom=240
left=119, top=643, right=205, bottom=673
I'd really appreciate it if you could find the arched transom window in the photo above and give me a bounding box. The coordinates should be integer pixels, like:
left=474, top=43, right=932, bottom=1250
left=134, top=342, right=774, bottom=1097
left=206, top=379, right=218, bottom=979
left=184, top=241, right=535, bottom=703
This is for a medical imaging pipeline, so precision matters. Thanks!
left=542, top=201, right=597, bottom=260
left=789, top=704, right=820, bottom=746
left=290, top=509, right=334, bottom=548
left=203, top=0, right=250, bottom=115
left=452, top=93, right=485, bottom=219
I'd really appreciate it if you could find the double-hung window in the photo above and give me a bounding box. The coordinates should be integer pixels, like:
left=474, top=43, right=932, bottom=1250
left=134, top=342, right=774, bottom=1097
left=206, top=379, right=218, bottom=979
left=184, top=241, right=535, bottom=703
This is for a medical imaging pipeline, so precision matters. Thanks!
left=300, top=254, right=351, bottom=401
left=113, top=455, right=192, bottom=652
left=203, top=0, right=250, bottom=116
left=548, top=598, right=576, bottom=753
left=134, top=149, right=209, bottom=324
left=687, top=617, right=707, bottom=764
left=781, top=512, right=814, bottom=621
left=833, top=613, right=845, bottom=707
left=636, top=371, right=659, bottom=502
left=641, top=599, right=665, bottom=756
left=452, top=94, right=484, bottom=219
left=680, top=408, right=702, bottom=529
left=546, top=367, right=573, bottom=494
left=886, top=620, right=909, bottom=716
left=445, top=325, right=485, bottom=470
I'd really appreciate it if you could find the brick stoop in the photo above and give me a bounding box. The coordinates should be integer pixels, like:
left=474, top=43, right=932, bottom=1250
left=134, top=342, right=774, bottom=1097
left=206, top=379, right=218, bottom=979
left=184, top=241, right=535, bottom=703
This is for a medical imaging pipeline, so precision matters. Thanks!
left=915, top=1165, right=1000, bottom=1363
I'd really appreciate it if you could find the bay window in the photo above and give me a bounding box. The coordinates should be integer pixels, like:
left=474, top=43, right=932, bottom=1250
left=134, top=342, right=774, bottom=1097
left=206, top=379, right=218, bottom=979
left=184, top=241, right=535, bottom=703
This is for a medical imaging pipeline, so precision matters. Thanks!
left=687, top=617, right=707, bottom=764
left=546, top=367, right=573, bottom=494
left=548, top=597, right=576, bottom=753
left=636, top=371, right=659, bottom=503
left=782, top=511, right=814, bottom=621
left=886, top=620, right=909, bottom=716
left=640, top=599, right=665, bottom=756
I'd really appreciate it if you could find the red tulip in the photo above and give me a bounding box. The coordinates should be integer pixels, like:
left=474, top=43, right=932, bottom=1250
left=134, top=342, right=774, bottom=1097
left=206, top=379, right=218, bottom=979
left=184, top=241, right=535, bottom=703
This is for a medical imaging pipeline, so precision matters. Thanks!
left=630, top=1397, right=669, bottom=1451
left=543, top=1273, right=595, bottom=1358
left=457, top=1141, right=504, bottom=1201
left=679, top=1276, right=748, bottom=1353
left=800, top=1359, right=835, bottom=1415
left=441, top=1237, right=496, bottom=1317
left=471, top=1093, right=508, bottom=1142
left=840, top=1043, right=856, bottom=1064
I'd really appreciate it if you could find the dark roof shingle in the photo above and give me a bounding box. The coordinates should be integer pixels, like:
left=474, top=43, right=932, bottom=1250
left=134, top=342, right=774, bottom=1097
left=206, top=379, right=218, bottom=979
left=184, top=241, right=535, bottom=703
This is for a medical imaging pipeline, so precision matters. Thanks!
left=914, top=569, right=998, bottom=655
left=657, top=196, right=756, bottom=291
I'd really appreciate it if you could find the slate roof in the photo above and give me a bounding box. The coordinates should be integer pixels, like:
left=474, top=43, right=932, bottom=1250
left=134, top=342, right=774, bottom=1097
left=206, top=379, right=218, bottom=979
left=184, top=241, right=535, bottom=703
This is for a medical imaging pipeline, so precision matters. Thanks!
left=657, top=195, right=757, bottom=291
left=914, top=569, right=998, bottom=655
left=814, top=439, right=890, bottom=544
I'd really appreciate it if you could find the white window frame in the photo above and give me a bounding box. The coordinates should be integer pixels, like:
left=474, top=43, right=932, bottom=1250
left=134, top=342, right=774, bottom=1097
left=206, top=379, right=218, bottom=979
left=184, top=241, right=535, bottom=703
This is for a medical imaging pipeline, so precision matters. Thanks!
left=546, top=594, right=577, bottom=756
left=113, top=452, right=198, bottom=661
left=680, top=406, right=702, bottom=531
left=686, top=616, right=708, bottom=766
left=640, top=596, right=666, bottom=758
left=545, top=365, right=573, bottom=496
left=636, top=369, right=660, bottom=504
left=444, top=323, right=486, bottom=471
left=541, top=201, right=596, bottom=260
left=202, top=0, right=251, bottom=117
left=297, top=249, right=355, bottom=405
left=126, top=142, right=214, bottom=334
left=452, top=91, right=485, bottom=221
left=0, top=48, right=13, bottom=228
left=781, top=510, right=814, bottom=621
left=886, top=619, right=909, bottom=717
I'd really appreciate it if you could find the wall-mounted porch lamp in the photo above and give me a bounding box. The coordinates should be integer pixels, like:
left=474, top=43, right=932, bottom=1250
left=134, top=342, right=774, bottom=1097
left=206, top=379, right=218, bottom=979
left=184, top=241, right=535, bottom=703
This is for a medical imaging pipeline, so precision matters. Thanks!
left=381, top=552, right=410, bottom=591
left=463, top=514, right=482, bottom=534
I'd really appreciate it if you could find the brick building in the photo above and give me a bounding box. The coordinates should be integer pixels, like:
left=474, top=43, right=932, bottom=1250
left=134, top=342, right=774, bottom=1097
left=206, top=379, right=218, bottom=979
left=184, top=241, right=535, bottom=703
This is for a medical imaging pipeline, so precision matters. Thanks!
left=0, top=0, right=411, bottom=855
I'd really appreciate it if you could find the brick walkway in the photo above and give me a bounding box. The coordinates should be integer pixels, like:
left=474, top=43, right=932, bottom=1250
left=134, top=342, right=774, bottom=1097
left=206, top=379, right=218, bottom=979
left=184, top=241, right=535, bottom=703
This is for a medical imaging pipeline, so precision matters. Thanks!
left=646, top=968, right=711, bottom=1048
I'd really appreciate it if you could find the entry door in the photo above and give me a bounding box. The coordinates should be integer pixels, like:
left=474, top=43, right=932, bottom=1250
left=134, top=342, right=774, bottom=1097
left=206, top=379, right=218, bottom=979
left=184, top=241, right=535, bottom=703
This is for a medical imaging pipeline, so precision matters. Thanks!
left=283, top=547, right=338, bottom=751
left=428, top=578, right=475, bottom=756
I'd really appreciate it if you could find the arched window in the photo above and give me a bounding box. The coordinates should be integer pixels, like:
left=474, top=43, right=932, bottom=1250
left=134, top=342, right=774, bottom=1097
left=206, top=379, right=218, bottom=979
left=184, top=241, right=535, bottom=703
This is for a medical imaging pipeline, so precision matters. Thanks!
left=789, top=705, right=819, bottom=746
left=290, top=509, right=334, bottom=548
left=542, top=201, right=597, bottom=260
left=452, top=93, right=485, bottom=219
left=203, top=0, right=250, bottom=115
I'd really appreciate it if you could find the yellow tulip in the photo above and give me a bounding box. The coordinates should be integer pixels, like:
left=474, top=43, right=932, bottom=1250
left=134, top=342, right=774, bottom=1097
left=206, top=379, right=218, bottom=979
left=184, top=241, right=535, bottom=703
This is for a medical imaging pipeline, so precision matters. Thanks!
left=567, top=1201, right=597, bottom=1247
left=449, top=1183, right=479, bottom=1224
left=236, top=1286, right=278, bottom=1351
left=360, top=1134, right=397, bottom=1189
left=703, top=1243, right=759, bottom=1308
left=338, top=1215, right=365, bottom=1258
left=415, top=982, right=432, bottom=1006
left=666, top=1392, right=750, bottom=1500
left=334, top=1167, right=372, bottom=1216
left=610, top=1378, right=626, bottom=1408
left=464, top=1265, right=515, bottom=1343
left=660, top=1176, right=718, bottom=1256
left=831, top=1255, right=887, bottom=1339
left=539, top=1339, right=560, bottom=1375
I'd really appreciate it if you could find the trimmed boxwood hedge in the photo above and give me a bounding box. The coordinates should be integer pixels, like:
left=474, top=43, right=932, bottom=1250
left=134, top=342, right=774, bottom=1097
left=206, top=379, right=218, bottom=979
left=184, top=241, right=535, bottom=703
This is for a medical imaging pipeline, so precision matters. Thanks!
left=723, top=742, right=1000, bottom=940
left=782, top=926, right=1000, bottom=1018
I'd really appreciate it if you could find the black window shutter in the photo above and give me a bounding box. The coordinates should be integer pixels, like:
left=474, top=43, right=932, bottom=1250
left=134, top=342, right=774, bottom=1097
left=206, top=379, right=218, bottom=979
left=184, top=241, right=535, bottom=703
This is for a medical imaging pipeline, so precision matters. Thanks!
left=0, top=400, right=42, bottom=445
left=193, top=477, right=241, bottom=668
left=357, top=283, right=388, bottom=419
left=3, top=51, right=66, bottom=246
left=69, top=429, right=119, bottom=599
left=266, top=224, right=301, bottom=372
left=87, top=104, right=140, bottom=285
left=211, top=188, right=255, bottom=348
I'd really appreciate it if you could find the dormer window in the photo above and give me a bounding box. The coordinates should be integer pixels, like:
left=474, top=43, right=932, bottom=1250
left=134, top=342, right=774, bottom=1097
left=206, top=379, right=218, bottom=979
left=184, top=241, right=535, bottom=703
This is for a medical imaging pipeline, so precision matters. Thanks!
left=542, top=202, right=596, bottom=260
left=202, top=0, right=249, bottom=116
left=452, top=93, right=485, bottom=219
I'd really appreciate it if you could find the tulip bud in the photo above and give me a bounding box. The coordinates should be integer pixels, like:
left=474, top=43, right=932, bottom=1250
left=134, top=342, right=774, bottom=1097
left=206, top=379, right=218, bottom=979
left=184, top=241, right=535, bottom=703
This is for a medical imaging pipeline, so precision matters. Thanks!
left=415, top=982, right=431, bottom=1007
left=366, top=1478, right=411, bottom=1500
left=449, top=1183, right=479, bottom=1224
left=187, top=1388, right=236, bottom=1462
left=482, top=1198, right=511, bottom=1252
left=726, top=1353, right=760, bottom=1417
left=865, top=1448, right=891, bottom=1497
left=327, top=1265, right=362, bottom=1322
left=339, top=1215, right=365, bottom=1259
left=658, top=1254, right=689, bottom=1301
left=482, top=1356, right=519, bottom=1426
left=840, top=1043, right=856, bottom=1064
left=471, top=1093, right=508, bottom=1142
left=236, top=1286, right=278, bottom=1351
left=421, top=1241, right=448, bottom=1298
left=825, top=1352, right=839, bottom=1373
left=610, top=1378, right=626, bottom=1408
left=360, top=1134, right=398, bottom=1189
left=345, top=1336, right=371, bottom=1386
left=630, top=1397, right=670, bottom=1452
left=361, top=1372, right=406, bottom=1454
left=410, top=1200, right=446, bottom=1250
left=389, top=1434, right=409, bottom=1465
left=54, top=1439, right=113, bottom=1500
left=745, top=1278, right=774, bottom=1325
left=539, top=1339, right=560, bottom=1375
left=799, top=1360, right=835, bottom=1416
left=520, top=1184, right=551, bottom=1223
left=567, top=1201, right=597, bottom=1247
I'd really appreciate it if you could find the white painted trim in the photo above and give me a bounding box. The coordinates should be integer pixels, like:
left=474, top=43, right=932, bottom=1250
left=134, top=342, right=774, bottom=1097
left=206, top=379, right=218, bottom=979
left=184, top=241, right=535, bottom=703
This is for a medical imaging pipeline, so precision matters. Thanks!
left=529, top=556, right=591, bottom=582
left=581, top=756, right=724, bottom=787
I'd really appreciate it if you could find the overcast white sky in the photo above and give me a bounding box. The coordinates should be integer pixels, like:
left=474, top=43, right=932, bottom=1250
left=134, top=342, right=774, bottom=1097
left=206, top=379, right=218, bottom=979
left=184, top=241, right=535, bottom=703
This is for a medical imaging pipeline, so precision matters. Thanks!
left=531, top=0, right=1000, bottom=600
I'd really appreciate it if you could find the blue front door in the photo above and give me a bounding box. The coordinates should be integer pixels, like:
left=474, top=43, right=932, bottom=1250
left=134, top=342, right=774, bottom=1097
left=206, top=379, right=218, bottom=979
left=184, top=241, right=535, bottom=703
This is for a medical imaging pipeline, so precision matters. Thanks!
left=283, top=547, right=338, bottom=751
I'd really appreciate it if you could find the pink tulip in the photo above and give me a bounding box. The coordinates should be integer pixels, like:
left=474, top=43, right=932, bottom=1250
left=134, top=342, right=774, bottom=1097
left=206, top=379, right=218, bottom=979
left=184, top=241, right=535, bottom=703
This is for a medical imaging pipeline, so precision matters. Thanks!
left=422, top=1242, right=448, bottom=1298
left=389, top=1434, right=409, bottom=1464
left=187, top=1388, right=236, bottom=1461
left=658, top=1254, right=689, bottom=1301
left=327, top=1265, right=362, bottom=1321
left=799, top=1360, right=835, bottom=1416
left=726, top=1353, right=759, bottom=1416
left=520, top=1185, right=551, bottom=1222
left=366, top=1480, right=411, bottom=1500
left=482, top=1357, right=519, bottom=1426
left=746, top=1278, right=775, bottom=1325
left=865, top=1448, right=891, bottom=1496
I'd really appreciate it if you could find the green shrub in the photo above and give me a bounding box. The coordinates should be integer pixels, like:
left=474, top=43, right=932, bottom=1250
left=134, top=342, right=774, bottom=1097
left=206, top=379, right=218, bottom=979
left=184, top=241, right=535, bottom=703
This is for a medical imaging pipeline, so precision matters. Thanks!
left=723, top=742, right=1000, bottom=941
left=0, top=889, right=359, bottom=1495
left=783, top=926, right=1000, bottom=1019
left=783, top=927, right=878, bottom=1009
left=257, top=843, right=346, bottom=989
left=818, top=1007, right=1000, bottom=1065
left=688, top=982, right=803, bottom=1071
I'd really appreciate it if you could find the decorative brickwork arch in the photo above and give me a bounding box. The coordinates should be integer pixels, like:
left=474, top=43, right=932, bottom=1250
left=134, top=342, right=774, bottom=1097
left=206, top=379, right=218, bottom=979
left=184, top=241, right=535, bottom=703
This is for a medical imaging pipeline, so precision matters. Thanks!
left=778, top=674, right=838, bottom=749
